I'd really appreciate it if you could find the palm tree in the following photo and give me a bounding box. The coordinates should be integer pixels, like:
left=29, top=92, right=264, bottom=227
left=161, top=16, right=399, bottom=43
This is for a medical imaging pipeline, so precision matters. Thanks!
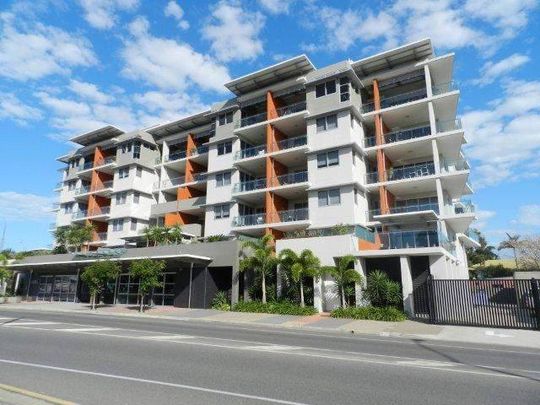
left=167, top=224, right=183, bottom=245
left=67, top=224, right=94, bottom=252
left=498, top=233, right=520, bottom=269
left=54, top=226, right=70, bottom=251
left=239, top=234, right=279, bottom=304
left=279, top=249, right=320, bottom=307
left=145, top=226, right=168, bottom=246
left=321, top=255, right=361, bottom=308
left=467, top=229, right=497, bottom=266
left=142, top=226, right=152, bottom=247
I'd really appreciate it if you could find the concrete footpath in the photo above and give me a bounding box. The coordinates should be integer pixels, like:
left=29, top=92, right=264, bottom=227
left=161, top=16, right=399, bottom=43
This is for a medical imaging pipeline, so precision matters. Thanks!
left=1, top=301, right=538, bottom=349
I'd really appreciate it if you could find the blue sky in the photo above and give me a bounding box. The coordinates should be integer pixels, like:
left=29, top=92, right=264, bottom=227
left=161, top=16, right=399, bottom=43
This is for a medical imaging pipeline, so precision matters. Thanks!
left=0, top=0, right=539, bottom=253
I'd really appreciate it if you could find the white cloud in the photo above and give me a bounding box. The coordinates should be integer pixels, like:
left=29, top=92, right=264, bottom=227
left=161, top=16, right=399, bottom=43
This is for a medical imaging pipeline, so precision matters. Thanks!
left=79, top=0, right=139, bottom=30
left=164, top=1, right=189, bottom=30
left=0, top=12, right=97, bottom=81
left=462, top=79, right=540, bottom=187
left=475, top=209, right=496, bottom=229
left=202, top=0, right=265, bottom=62
left=517, top=205, right=540, bottom=227
left=122, top=16, right=230, bottom=92
left=0, top=94, right=42, bottom=125
left=258, top=0, right=294, bottom=14
left=472, top=54, right=530, bottom=86
left=68, top=80, right=112, bottom=104
left=0, top=192, right=55, bottom=221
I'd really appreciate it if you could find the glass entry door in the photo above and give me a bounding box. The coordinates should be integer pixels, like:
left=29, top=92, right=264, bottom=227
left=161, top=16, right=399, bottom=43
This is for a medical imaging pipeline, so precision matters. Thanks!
left=37, top=275, right=78, bottom=302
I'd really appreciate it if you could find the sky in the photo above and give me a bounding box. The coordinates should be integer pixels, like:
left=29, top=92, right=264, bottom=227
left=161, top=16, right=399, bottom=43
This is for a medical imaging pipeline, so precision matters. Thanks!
left=0, top=0, right=539, bottom=254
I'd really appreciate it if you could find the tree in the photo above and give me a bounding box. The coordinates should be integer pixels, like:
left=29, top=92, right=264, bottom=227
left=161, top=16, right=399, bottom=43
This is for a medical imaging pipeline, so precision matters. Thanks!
left=81, top=260, right=121, bottom=310
left=55, top=224, right=94, bottom=252
left=364, top=270, right=402, bottom=307
left=54, top=226, right=70, bottom=251
left=239, top=234, right=279, bottom=304
left=498, top=233, right=520, bottom=269
left=143, top=226, right=168, bottom=247
left=515, top=236, right=540, bottom=270
left=166, top=224, right=183, bottom=245
left=0, top=254, right=11, bottom=292
left=321, top=255, right=361, bottom=308
left=279, top=249, right=320, bottom=308
left=467, top=229, right=497, bottom=265
left=130, top=258, right=166, bottom=312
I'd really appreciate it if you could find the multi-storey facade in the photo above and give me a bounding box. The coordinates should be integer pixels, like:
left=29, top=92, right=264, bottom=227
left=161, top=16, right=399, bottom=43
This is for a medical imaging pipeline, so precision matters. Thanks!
left=45, top=38, right=478, bottom=312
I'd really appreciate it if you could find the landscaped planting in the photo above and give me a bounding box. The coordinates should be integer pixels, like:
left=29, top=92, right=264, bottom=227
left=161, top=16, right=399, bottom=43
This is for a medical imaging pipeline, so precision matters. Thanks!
left=331, top=306, right=407, bottom=322
left=232, top=300, right=317, bottom=316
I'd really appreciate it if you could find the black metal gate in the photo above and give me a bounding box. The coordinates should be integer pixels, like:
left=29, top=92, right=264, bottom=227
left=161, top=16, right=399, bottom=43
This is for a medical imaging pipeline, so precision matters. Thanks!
left=412, top=277, right=540, bottom=330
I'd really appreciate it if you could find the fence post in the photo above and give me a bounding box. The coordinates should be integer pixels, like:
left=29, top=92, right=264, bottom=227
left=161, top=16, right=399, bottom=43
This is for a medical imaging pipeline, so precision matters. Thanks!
left=531, top=278, right=540, bottom=330
left=426, top=275, right=436, bottom=323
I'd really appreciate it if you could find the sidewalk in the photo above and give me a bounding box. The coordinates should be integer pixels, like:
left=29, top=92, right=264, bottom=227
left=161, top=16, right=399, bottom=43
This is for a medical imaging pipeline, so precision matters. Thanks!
left=0, top=383, right=74, bottom=405
left=1, top=301, right=539, bottom=349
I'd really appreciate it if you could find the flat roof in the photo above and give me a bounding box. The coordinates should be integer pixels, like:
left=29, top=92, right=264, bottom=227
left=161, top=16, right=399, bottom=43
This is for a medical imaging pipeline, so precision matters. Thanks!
left=352, top=39, right=433, bottom=77
left=145, top=111, right=213, bottom=138
left=224, top=55, right=315, bottom=96
left=70, top=125, right=125, bottom=146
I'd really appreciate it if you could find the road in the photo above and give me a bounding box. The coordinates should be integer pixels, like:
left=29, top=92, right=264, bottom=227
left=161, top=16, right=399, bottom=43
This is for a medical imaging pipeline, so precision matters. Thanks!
left=0, top=308, right=539, bottom=404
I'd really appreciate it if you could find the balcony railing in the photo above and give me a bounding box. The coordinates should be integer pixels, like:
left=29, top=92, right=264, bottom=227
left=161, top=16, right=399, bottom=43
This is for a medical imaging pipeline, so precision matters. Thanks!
left=361, top=88, right=428, bottom=113
left=93, top=232, right=108, bottom=242
left=74, top=185, right=91, bottom=195
left=276, top=101, right=307, bottom=117
left=450, top=200, right=475, bottom=215
left=77, top=157, right=115, bottom=172
left=440, top=158, right=468, bottom=173
left=377, top=230, right=441, bottom=249
left=78, top=161, right=93, bottom=171
left=271, top=171, right=308, bottom=187
left=160, top=176, right=185, bottom=189
left=192, top=173, right=207, bottom=182
left=233, top=178, right=267, bottom=193
left=240, top=111, right=267, bottom=127
left=165, top=151, right=187, bottom=162
left=436, top=118, right=462, bottom=133
left=74, top=180, right=113, bottom=195
left=465, top=229, right=480, bottom=243
left=235, top=144, right=267, bottom=160
left=365, top=162, right=436, bottom=184
left=190, top=145, right=209, bottom=155
left=368, top=202, right=440, bottom=220
left=233, top=208, right=309, bottom=227
left=275, top=135, right=307, bottom=150
left=432, top=81, right=458, bottom=96
left=72, top=206, right=110, bottom=219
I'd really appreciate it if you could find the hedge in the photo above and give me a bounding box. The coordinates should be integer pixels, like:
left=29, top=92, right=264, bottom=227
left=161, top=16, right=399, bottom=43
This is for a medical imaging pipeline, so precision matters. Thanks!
left=331, top=306, right=407, bottom=322
left=232, top=300, right=317, bottom=316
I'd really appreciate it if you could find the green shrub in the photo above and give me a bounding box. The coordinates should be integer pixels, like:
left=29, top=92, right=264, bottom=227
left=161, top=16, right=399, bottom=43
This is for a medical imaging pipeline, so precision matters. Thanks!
left=364, top=270, right=402, bottom=307
left=232, top=300, right=317, bottom=316
left=472, top=264, right=514, bottom=279
left=205, top=234, right=229, bottom=242
left=331, top=306, right=407, bottom=322
left=211, top=290, right=231, bottom=311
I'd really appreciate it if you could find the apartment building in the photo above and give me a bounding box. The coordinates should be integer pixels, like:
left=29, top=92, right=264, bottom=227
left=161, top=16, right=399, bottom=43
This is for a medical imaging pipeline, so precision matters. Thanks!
left=39, top=38, right=478, bottom=311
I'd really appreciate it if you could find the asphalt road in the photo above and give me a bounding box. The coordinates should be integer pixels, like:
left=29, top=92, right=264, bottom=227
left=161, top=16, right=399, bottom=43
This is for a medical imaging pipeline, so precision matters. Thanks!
left=0, top=308, right=539, bottom=405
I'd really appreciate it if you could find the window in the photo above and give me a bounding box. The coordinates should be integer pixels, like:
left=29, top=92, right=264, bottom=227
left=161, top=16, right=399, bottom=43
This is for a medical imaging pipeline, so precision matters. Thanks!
left=67, top=181, right=76, bottom=191
left=133, top=141, right=141, bottom=159
left=136, top=167, right=142, bottom=177
left=214, top=204, right=230, bottom=219
left=118, top=167, right=129, bottom=179
left=130, top=218, right=137, bottom=231
left=218, top=111, right=233, bottom=126
left=112, top=218, right=124, bottom=232
left=216, top=171, right=231, bottom=187
left=217, top=141, right=232, bottom=155
left=340, top=77, right=350, bottom=102
left=315, top=80, right=336, bottom=98
left=317, top=150, right=339, bottom=168
left=318, top=188, right=341, bottom=207
left=64, top=203, right=74, bottom=214
left=133, top=192, right=140, bottom=204
left=116, top=192, right=127, bottom=205
left=316, top=114, right=338, bottom=132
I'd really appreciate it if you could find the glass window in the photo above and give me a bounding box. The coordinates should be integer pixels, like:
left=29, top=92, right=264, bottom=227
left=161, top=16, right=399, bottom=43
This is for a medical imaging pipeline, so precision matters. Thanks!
left=315, top=83, right=325, bottom=98
left=133, top=192, right=140, bottom=203
left=317, top=153, right=327, bottom=168
left=216, top=172, right=231, bottom=187
left=116, top=192, right=127, bottom=205
left=329, top=188, right=341, bottom=205
left=119, top=167, right=129, bottom=179
left=217, top=141, right=232, bottom=155
left=326, top=80, right=336, bottom=94
left=315, top=80, right=336, bottom=98
left=133, top=142, right=141, bottom=159
left=218, top=114, right=225, bottom=126
left=131, top=218, right=137, bottom=231
left=218, top=112, right=233, bottom=126
left=316, top=117, right=326, bottom=132
left=214, top=204, right=230, bottom=219
left=136, top=167, right=142, bottom=177
left=112, top=218, right=124, bottom=231
left=318, top=191, right=328, bottom=207
left=326, top=114, right=338, bottom=129
left=328, top=150, right=339, bottom=166
left=340, top=77, right=350, bottom=102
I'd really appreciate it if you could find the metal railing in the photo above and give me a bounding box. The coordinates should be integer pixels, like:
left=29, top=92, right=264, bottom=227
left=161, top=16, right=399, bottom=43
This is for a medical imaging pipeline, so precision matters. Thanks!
left=240, top=111, right=267, bottom=127
left=451, top=200, right=475, bottom=215
left=77, top=157, right=115, bottom=172
left=233, top=212, right=267, bottom=227
left=277, top=208, right=309, bottom=223
left=271, top=171, right=308, bottom=186
left=74, top=181, right=113, bottom=195
left=234, top=144, right=267, bottom=160
left=364, top=137, right=376, bottom=148
left=78, top=161, right=94, bottom=171
left=275, top=135, right=307, bottom=150
left=93, top=232, right=108, bottom=241
left=72, top=206, right=111, bottom=219
left=432, top=81, right=458, bottom=96
left=160, top=176, right=185, bottom=189
left=276, top=101, right=306, bottom=117
left=74, top=185, right=91, bottom=195
left=377, top=229, right=441, bottom=249
left=165, top=151, right=187, bottom=162
left=465, top=228, right=480, bottom=243
left=190, top=145, right=209, bottom=155
left=368, top=203, right=440, bottom=220
left=365, top=162, right=436, bottom=184
left=436, top=118, right=462, bottom=133
left=193, top=173, right=207, bottom=182
left=233, top=208, right=309, bottom=227
left=384, top=125, right=431, bottom=144
left=361, top=88, right=428, bottom=113
left=440, top=158, right=469, bottom=172
left=233, top=178, right=267, bottom=193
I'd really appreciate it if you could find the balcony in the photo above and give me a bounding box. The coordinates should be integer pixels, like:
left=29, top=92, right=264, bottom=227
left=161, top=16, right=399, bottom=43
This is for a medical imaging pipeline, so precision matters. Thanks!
left=233, top=178, right=267, bottom=193
left=362, top=88, right=428, bottom=113
left=240, top=112, right=267, bottom=128
left=364, top=125, right=431, bottom=148
left=432, top=81, right=458, bottom=96
left=368, top=202, right=440, bottom=221
left=190, top=145, right=209, bottom=155
left=91, top=232, right=108, bottom=242
left=233, top=208, right=309, bottom=227
left=157, top=176, right=185, bottom=190
left=72, top=206, right=111, bottom=220
left=276, top=101, right=306, bottom=117
left=74, top=180, right=113, bottom=196
left=274, top=134, right=307, bottom=151
left=192, top=173, right=208, bottom=182
left=271, top=171, right=308, bottom=187
left=440, top=158, right=469, bottom=173
left=365, top=162, right=436, bottom=184
left=51, top=202, right=60, bottom=211
left=77, top=157, right=116, bottom=172
left=449, top=200, right=475, bottom=215
left=164, top=151, right=187, bottom=163
left=437, top=118, right=462, bottom=133
left=235, top=144, right=267, bottom=161
left=377, top=230, right=442, bottom=250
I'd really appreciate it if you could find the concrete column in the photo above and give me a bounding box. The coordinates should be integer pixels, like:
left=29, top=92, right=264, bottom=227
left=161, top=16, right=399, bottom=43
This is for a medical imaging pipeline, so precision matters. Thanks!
left=424, top=65, right=433, bottom=98
left=313, top=277, right=323, bottom=313
left=400, top=255, right=414, bottom=315
left=435, top=178, right=445, bottom=215
left=428, top=101, right=437, bottom=136
left=354, top=258, right=367, bottom=307
left=25, top=270, right=33, bottom=301
left=431, top=138, right=441, bottom=175
left=276, top=264, right=283, bottom=299
left=231, top=260, right=240, bottom=306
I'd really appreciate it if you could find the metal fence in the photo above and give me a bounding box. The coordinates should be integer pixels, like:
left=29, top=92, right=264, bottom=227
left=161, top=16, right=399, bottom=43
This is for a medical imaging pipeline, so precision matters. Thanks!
left=412, top=277, right=540, bottom=330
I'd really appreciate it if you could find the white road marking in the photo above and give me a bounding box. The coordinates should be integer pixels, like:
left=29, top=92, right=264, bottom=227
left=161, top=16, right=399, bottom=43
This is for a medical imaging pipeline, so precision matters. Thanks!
left=243, top=345, right=300, bottom=351
left=485, top=330, right=513, bottom=338
left=4, top=321, right=58, bottom=326
left=0, top=358, right=310, bottom=405
left=142, top=334, right=194, bottom=340
left=59, top=327, right=117, bottom=333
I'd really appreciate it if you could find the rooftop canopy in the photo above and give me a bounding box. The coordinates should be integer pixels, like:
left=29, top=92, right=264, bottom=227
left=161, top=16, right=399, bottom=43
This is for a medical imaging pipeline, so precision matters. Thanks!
left=352, top=38, right=433, bottom=78
left=70, top=125, right=125, bottom=146
left=224, top=55, right=315, bottom=96
left=145, top=110, right=213, bottom=139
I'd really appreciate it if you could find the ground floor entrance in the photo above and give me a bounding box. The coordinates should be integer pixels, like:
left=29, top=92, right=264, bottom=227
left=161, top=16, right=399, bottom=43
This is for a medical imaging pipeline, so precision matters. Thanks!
left=35, top=274, right=79, bottom=302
